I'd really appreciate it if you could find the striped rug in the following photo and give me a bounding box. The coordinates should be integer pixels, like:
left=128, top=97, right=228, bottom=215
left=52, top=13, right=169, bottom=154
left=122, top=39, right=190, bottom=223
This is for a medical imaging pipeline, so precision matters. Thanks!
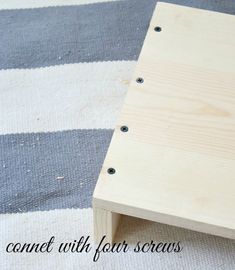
left=0, top=0, right=234, bottom=269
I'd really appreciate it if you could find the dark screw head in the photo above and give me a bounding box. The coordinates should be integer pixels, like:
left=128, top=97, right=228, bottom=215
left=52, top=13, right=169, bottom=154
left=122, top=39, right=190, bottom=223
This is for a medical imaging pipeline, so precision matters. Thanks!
left=154, top=26, right=162, bottom=32
left=120, top=126, right=128, bottom=132
left=136, top=77, right=144, bottom=84
left=107, top=168, right=116, bottom=175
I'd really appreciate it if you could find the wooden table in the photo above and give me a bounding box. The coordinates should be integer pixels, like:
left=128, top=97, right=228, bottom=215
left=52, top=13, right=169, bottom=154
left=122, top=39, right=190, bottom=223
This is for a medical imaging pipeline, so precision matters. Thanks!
left=93, top=2, right=235, bottom=243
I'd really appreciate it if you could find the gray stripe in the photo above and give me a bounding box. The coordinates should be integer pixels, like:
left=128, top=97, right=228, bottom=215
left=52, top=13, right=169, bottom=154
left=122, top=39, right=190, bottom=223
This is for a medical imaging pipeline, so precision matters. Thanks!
left=0, top=130, right=113, bottom=213
left=0, top=0, right=156, bottom=69
left=1, top=0, right=234, bottom=70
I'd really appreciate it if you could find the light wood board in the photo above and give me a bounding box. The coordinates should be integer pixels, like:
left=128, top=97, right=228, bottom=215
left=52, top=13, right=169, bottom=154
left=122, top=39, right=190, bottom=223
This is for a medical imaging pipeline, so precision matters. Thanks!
left=93, top=2, right=235, bottom=240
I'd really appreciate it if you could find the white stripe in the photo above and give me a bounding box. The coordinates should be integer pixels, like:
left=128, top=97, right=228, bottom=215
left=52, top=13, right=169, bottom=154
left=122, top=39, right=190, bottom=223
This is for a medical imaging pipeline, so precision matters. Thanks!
left=0, top=61, right=136, bottom=134
left=0, top=0, right=120, bottom=10
left=0, top=208, right=234, bottom=269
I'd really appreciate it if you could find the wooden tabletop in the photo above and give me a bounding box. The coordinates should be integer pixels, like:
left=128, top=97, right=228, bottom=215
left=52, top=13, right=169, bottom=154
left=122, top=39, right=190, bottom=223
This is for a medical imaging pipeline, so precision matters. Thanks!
left=93, top=2, right=235, bottom=239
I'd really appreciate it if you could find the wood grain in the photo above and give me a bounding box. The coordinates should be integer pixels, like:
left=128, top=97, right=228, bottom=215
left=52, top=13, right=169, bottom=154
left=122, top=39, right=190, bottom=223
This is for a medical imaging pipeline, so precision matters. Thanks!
left=93, top=208, right=121, bottom=243
left=93, top=2, right=235, bottom=240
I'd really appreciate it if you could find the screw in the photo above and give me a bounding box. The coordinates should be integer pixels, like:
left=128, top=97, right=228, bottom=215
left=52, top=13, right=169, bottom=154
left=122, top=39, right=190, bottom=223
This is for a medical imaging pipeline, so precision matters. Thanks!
left=120, top=126, right=128, bottom=132
left=136, top=77, right=144, bottom=83
left=107, top=168, right=116, bottom=175
left=154, top=26, right=162, bottom=32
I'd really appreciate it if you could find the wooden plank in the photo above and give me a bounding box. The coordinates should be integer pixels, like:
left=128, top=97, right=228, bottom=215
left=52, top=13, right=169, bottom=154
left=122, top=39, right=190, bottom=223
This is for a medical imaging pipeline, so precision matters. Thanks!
left=93, top=2, right=235, bottom=240
left=93, top=207, right=121, bottom=243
